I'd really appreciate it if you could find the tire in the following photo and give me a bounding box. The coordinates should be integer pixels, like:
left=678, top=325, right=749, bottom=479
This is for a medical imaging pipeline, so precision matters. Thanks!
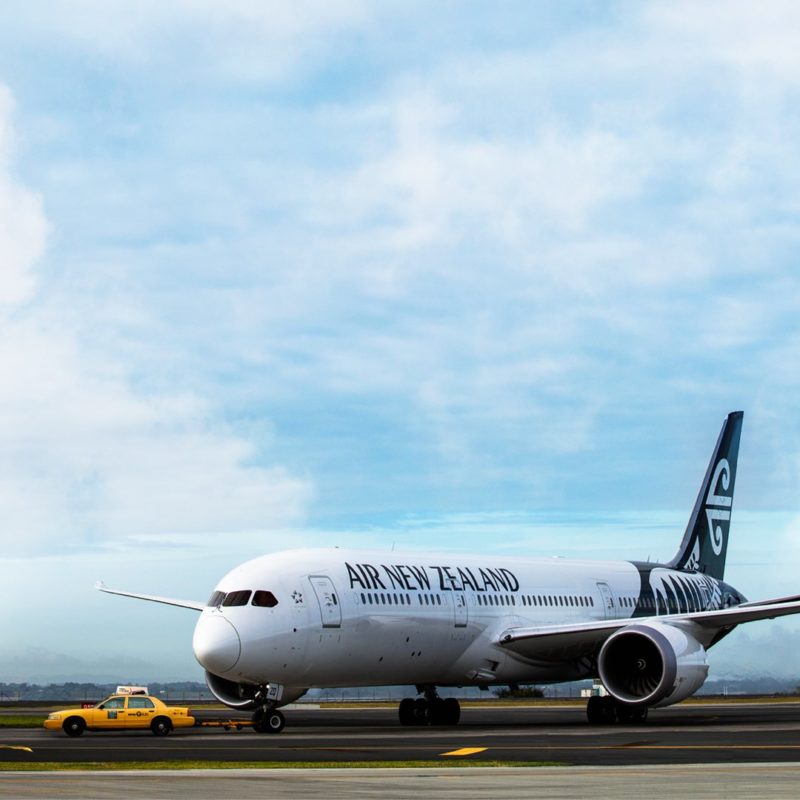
left=428, top=698, right=446, bottom=725
left=63, top=717, right=86, bottom=737
left=398, top=698, right=415, bottom=726
left=265, top=710, right=285, bottom=734
left=630, top=706, right=648, bottom=723
left=600, top=696, right=618, bottom=724
left=586, top=695, right=610, bottom=725
left=429, top=697, right=460, bottom=726
left=442, top=697, right=461, bottom=726
left=151, top=716, right=173, bottom=736
left=253, top=708, right=286, bottom=734
left=412, top=697, right=429, bottom=725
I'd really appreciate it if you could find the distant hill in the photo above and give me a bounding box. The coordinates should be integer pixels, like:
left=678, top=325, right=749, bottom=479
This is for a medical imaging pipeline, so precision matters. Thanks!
left=2, top=677, right=799, bottom=703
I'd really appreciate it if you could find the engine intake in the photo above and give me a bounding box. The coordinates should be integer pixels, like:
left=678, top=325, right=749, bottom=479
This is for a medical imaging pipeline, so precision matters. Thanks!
left=205, top=671, right=260, bottom=710
left=598, top=622, right=708, bottom=707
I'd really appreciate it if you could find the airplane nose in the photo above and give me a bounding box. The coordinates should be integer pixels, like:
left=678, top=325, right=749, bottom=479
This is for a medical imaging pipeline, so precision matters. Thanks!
left=192, top=614, right=241, bottom=673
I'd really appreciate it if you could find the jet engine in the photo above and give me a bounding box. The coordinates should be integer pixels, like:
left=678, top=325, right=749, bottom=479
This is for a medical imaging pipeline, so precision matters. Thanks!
left=204, top=671, right=306, bottom=709
left=597, top=622, right=708, bottom=708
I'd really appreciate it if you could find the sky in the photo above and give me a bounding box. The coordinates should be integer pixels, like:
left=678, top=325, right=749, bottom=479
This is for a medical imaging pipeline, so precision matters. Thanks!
left=1, top=0, right=800, bottom=684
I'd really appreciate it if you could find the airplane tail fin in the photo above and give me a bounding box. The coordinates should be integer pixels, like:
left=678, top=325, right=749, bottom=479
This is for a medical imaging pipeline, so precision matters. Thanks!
left=668, top=411, right=743, bottom=580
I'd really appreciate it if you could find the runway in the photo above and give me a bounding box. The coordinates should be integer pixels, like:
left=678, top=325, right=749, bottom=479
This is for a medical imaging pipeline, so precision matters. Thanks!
left=3, top=701, right=800, bottom=767
left=2, top=764, right=800, bottom=800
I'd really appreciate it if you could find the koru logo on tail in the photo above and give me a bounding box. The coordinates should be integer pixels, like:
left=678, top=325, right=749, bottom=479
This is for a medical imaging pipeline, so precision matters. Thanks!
left=706, top=458, right=732, bottom=555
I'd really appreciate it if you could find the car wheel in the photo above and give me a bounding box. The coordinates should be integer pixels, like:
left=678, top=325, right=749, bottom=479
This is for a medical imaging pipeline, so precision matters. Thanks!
left=151, top=716, right=173, bottom=736
left=63, top=717, right=86, bottom=737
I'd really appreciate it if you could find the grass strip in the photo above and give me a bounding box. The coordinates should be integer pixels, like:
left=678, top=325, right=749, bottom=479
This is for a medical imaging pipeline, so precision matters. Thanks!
left=0, top=760, right=564, bottom=771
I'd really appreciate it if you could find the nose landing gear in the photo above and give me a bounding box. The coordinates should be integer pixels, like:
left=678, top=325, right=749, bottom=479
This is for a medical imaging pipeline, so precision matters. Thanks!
left=251, top=683, right=287, bottom=733
left=398, top=686, right=461, bottom=726
left=252, top=707, right=285, bottom=733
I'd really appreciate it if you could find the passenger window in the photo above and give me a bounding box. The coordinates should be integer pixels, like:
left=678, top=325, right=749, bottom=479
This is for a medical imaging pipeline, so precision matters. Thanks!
left=100, top=697, right=126, bottom=710
left=252, top=590, right=279, bottom=607
left=129, top=697, right=155, bottom=709
left=222, top=590, right=252, bottom=607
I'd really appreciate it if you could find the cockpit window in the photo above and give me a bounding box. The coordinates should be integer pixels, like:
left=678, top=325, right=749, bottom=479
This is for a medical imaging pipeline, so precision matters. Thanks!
left=252, top=590, right=279, bottom=607
left=207, top=591, right=226, bottom=607
left=222, top=590, right=252, bottom=607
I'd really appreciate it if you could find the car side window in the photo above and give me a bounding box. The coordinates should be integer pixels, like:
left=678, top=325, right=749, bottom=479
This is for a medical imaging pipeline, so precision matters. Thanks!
left=128, top=697, right=155, bottom=709
left=99, top=697, right=126, bottom=709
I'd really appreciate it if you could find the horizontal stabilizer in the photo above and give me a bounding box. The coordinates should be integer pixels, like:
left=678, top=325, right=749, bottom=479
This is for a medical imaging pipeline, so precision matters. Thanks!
left=96, top=581, right=204, bottom=611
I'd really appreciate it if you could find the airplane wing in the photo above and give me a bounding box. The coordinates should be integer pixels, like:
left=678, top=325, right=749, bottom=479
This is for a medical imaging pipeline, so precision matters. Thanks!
left=96, top=581, right=205, bottom=611
left=497, top=596, right=800, bottom=662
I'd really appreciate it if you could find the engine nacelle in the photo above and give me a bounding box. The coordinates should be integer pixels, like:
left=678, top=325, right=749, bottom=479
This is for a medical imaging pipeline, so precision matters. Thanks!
left=598, top=622, right=708, bottom=708
left=204, top=671, right=306, bottom=709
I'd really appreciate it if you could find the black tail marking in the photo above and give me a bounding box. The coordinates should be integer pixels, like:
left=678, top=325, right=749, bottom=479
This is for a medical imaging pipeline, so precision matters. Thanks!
left=669, top=411, right=743, bottom=580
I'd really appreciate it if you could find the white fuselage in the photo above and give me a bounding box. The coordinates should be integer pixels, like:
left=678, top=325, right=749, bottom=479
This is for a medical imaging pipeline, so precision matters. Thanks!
left=191, top=547, right=724, bottom=693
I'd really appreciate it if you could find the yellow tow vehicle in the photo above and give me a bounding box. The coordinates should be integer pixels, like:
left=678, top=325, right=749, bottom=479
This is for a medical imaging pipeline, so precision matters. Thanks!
left=44, top=686, right=195, bottom=737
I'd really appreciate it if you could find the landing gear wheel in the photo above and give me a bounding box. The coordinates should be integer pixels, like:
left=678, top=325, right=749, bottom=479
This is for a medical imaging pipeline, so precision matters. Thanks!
left=400, top=689, right=461, bottom=727
left=430, top=697, right=460, bottom=726
left=151, top=717, right=172, bottom=736
left=617, top=703, right=647, bottom=725
left=253, top=708, right=285, bottom=733
left=600, top=696, right=617, bottom=724
left=617, top=704, right=648, bottom=724
left=586, top=695, right=617, bottom=725
left=266, top=710, right=285, bottom=733
left=63, top=717, right=86, bottom=737
left=442, top=698, right=461, bottom=725
left=586, top=695, right=604, bottom=724
left=398, top=698, right=415, bottom=726
left=413, top=697, right=430, bottom=725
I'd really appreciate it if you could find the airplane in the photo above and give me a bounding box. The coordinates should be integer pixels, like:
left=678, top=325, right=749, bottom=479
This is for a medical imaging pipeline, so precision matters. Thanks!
left=99, top=410, right=800, bottom=733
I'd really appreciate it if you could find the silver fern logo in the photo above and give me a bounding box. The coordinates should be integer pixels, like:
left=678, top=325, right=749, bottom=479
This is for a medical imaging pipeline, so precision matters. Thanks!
left=649, top=568, right=721, bottom=614
left=705, top=458, right=731, bottom=555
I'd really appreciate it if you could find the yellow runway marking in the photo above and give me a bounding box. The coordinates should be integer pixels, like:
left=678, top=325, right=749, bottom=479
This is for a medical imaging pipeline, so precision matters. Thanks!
left=440, top=747, right=488, bottom=757
left=0, top=745, right=33, bottom=752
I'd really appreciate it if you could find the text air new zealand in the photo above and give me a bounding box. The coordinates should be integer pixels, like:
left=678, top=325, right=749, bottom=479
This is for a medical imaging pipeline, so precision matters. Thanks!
left=96, top=411, right=800, bottom=733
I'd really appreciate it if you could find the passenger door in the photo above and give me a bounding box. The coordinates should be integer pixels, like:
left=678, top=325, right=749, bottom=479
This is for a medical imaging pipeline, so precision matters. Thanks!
left=453, top=592, right=468, bottom=628
left=308, top=575, right=342, bottom=628
left=596, top=581, right=617, bottom=619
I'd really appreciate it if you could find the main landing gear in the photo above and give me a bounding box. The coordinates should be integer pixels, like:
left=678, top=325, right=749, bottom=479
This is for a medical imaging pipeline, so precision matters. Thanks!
left=586, top=695, right=648, bottom=725
left=252, top=707, right=286, bottom=733
left=398, top=686, right=461, bottom=726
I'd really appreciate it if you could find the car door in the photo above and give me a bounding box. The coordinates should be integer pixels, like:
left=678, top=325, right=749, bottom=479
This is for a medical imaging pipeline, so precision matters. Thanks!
left=91, top=696, right=128, bottom=729
left=127, top=696, right=157, bottom=728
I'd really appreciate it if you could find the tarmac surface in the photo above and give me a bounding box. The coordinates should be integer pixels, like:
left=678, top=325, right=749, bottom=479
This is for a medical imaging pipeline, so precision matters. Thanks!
left=2, top=764, right=800, bottom=800
left=3, top=701, right=800, bottom=767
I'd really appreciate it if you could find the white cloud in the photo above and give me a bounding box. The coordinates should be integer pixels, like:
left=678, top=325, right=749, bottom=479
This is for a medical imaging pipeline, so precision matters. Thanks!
left=0, top=0, right=372, bottom=82
left=0, top=86, right=311, bottom=556
left=0, top=86, right=46, bottom=305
